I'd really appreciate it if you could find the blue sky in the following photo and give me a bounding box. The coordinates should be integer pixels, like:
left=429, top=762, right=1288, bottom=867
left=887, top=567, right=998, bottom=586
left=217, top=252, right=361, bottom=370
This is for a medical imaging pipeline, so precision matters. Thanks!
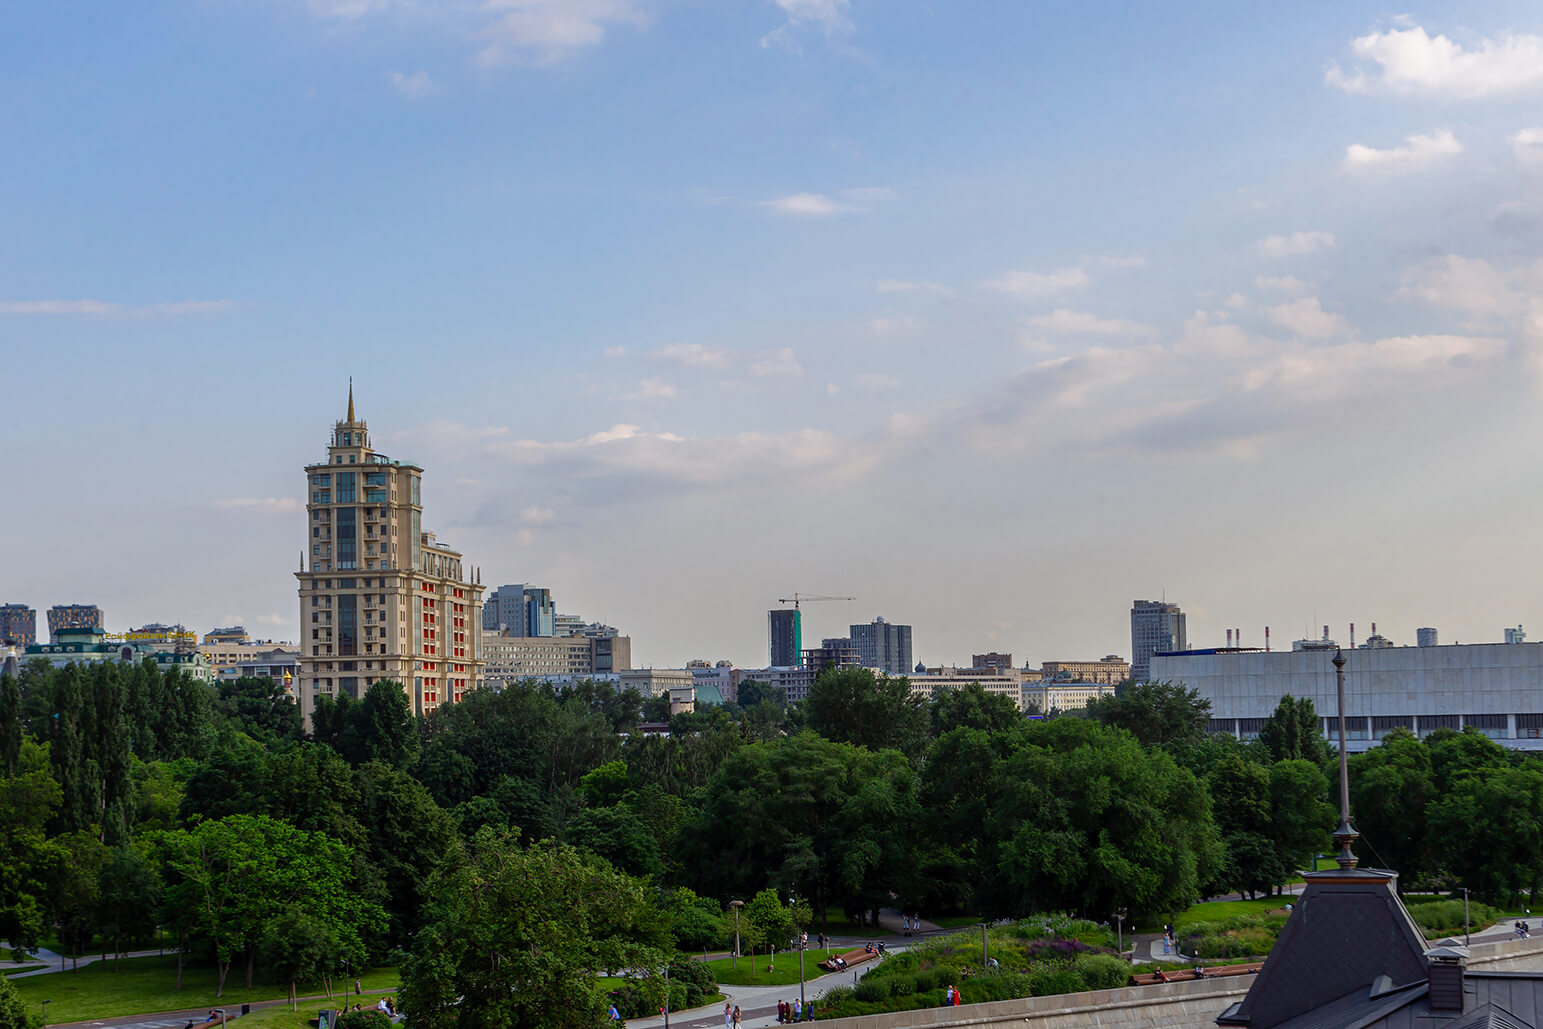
left=6, top=1, right=1543, bottom=665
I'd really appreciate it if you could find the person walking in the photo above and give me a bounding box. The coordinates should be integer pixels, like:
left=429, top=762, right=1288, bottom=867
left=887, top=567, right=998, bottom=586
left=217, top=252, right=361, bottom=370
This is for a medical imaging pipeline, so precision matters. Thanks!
left=732, top=1005, right=742, bottom=1029
left=723, top=1002, right=732, bottom=1029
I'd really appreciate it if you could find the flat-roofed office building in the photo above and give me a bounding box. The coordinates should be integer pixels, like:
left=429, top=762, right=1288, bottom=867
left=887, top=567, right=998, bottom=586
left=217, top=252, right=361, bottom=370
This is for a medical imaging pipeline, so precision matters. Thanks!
left=1152, top=641, right=1543, bottom=752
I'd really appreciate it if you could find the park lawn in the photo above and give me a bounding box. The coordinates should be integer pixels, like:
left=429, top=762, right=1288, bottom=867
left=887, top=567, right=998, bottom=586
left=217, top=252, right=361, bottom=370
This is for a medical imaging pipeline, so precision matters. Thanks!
left=9, top=955, right=399, bottom=1023
left=814, top=910, right=895, bottom=938
left=0, top=966, right=47, bottom=976
left=1174, top=898, right=1291, bottom=929
left=214, top=1007, right=314, bottom=1029
left=701, top=950, right=841, bottom=987
left=929, top=916, right=983, bottom=929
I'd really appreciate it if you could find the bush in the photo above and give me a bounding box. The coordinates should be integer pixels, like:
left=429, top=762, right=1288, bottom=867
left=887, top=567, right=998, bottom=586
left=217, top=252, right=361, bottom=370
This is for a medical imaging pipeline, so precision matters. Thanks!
left=1074, top=953, right=1132, bottom=990
left=335, top=1012, right=392, bottom=1029
left=1406, top=898, right=1502, bottom=935
left=668, top=958, right=717, bottom=1008
left=1028, top=967, right=1086, bottom=997
left=889, top=976, right=916, bottom=997
left=854, top=978, right=892, bottom=1002
left=1192, top=926, right=1273, bottom=959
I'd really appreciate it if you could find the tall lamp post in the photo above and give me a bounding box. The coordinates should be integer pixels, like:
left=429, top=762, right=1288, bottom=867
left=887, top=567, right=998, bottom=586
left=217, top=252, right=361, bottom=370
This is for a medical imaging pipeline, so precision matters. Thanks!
left=729, top=900, right=744, bottom=971
left=41, top=1000, right=51, bottom=1028
left=1462, top=887, right=1471, bottom=946
left=1114, top=911, right=1126, bottom=961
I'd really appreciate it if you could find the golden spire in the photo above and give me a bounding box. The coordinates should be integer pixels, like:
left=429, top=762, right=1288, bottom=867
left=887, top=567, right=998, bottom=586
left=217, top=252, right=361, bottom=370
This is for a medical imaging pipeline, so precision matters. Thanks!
left=347, top=378, right=355, bottom=422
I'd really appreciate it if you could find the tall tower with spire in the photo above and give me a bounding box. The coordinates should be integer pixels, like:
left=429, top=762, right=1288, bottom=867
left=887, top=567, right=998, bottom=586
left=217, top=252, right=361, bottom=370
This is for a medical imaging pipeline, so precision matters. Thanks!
left=294, top=385, right=484, bottom=723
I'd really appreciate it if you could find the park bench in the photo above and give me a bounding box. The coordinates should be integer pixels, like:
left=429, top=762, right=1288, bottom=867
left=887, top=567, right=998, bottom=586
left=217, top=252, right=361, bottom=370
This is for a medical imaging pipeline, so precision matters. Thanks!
left=1130, top=962, right=1262, bottom=986
left=818, top=948, right=879, bottom=973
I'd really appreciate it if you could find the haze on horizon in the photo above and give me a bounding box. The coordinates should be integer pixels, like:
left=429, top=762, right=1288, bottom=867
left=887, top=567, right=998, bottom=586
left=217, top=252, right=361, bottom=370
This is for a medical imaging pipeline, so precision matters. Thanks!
left=6, top=1, right=1543, bottom=668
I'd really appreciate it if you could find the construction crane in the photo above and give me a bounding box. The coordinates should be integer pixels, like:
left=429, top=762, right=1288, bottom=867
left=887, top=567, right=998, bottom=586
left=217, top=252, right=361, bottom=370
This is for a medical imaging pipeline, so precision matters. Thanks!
left=777, top=594, right=856, bottom=609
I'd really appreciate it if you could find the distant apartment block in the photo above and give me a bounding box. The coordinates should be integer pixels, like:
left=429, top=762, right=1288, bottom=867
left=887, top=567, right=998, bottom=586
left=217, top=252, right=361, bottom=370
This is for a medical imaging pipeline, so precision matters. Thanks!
left=908, top=666, right=1025, bottom=708
left=1, top=604, right=37, bottom=647
left=620, top=667, right=695, bottom=698
left=48, top=604, right=103, bottom=642
left=738, top=665, right=815, bottom=704
left=26, top=627, right=214, bottom=681
left=1130, top=600, right=1186, bottom=682
left=768, top=608, right=802, bottom=668
left=804, top=640, right=862, bottom=678
left=971, top=652, right=1013, bottom=673
left=479, top=631, right=631, bottom=682
left=204, top=626, right=251, bottom=645
left=851, top=616, right=912, bottom=674
left=1039, top=655, right=1129, bottom=684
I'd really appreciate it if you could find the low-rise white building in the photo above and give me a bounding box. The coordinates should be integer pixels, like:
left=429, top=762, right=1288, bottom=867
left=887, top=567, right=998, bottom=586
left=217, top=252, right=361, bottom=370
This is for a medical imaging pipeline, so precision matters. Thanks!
left=1152, top=641, right=1543, bottom=752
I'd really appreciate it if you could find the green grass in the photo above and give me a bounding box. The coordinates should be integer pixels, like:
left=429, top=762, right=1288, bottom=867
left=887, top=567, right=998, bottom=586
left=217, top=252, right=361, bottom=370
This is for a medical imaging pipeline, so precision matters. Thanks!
left=8, top=955, right=399, bottom=1023
left=929, top=916, right=984, bottom=929
left=700, top=950, right=843, bottom=987
left=1173, top=898, right=1291, bottom=930
left=0, top=966, right=47, bottom=976
left=814, top=910, right=896, bottom=938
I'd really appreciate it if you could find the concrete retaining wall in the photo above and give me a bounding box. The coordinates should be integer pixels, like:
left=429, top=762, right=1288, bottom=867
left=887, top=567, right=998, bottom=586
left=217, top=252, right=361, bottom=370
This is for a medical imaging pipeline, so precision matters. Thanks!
left=816, top=977, right=1249, bottom=1029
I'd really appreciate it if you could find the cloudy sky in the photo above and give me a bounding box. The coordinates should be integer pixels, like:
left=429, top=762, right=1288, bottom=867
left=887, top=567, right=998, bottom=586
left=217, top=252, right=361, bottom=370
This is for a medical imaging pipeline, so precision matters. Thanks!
left=6, top=1, right=1543, bottom=666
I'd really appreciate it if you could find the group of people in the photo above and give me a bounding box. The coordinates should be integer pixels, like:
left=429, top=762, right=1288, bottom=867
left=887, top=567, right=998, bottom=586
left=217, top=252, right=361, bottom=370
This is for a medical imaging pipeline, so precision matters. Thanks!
left=941, top=984, right=963, bottom=1006
left=901, top=915, right=923, bottom=936
left=776, top=999, right=814, bottom=1022
left=724, top=1003, right=742, bottom=1028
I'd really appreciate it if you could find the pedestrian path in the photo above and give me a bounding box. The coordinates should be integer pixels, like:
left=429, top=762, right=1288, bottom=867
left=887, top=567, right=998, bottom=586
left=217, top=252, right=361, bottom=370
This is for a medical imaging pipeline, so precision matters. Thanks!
left=0, top=947, right=166, bottom=978
left=876, top=909, right=942, bottom=935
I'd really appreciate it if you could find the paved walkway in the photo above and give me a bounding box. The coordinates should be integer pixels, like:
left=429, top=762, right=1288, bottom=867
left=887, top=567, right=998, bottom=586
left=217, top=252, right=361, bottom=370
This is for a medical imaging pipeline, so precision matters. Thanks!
left=1, top=948, right=166, bottom=978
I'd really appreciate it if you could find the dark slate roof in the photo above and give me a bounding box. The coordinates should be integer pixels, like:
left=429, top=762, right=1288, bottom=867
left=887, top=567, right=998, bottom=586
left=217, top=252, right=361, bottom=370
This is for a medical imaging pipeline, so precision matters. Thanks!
left=1441, top=1003, right=1535, bottom=1029
left=1262, top=981, right=1428, bottom=1029
left=1218, top=867, right=1431, bottom=1029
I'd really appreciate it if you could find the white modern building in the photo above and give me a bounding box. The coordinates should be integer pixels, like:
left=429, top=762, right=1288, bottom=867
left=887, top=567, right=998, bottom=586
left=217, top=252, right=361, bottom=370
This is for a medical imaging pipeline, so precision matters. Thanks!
left=1152, top=641, right=1543, bottom=752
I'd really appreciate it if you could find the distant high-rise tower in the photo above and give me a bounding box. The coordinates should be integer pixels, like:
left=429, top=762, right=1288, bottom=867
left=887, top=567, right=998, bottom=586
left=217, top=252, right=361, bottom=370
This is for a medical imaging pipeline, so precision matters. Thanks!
left=483, top=585, right=556, bottom=637
left=295, top=385, right=484, bottom=723
left=1417, top=627, right=1439, bottom=648
left=1, top=605, right=37, bottom=647
left=769, top=608, right=802, bottom=667
left=47, top=604, right=103, bottom=642
left=1130, top=600, right=1187, bottom=682
left=851, top=616, right=913, bottom=675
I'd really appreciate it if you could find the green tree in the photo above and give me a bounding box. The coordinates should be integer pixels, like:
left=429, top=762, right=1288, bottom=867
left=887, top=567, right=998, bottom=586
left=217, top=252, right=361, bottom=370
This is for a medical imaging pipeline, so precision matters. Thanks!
left=340, top=681, right=420, bottom=768
left=1084, top=680, right=1211, bottom=749
left=259, top=905, right=343, bottom=1007
left=0, top=971, right=43, bottom=1029
left=1266, top=759, right=1335, bottom=878
left=163, top=814, right=383, bottom=995
left=734, top=680, right=783, bottom=710
left=355, top=760, right=456, bottom=945
left=400, top=831, right=670, bottom=1029
left=1347, top=728, right=1434, bottom=885
left=983, top=718, right=1220, bottom=919
left=213, top=677, right=304, bottom=745
left=805, top=668, right=929, bottom=760
left=743, top=888, right=794, bottom=956
left=930, top=682, right=1022, bottom=735
left=1257, top=695, right=1326, bottom=764
left=0, top=738, right=63, bottom=956
left=95, top=844, right=163, bottom=970
left=1428, top=764, right=1543, bottom=903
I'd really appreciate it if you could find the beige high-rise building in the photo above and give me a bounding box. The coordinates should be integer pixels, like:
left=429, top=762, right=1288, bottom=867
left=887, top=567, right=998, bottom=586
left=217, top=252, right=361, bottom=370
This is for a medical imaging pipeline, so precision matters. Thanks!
left=295, top=388, right=484, bottom=722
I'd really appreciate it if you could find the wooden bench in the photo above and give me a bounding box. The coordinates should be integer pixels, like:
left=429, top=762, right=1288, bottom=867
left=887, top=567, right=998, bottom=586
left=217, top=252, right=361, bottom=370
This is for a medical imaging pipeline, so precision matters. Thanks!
left=1130, top=962, right=1262, bottom=986
left=818, top=948, right=879, bottom=972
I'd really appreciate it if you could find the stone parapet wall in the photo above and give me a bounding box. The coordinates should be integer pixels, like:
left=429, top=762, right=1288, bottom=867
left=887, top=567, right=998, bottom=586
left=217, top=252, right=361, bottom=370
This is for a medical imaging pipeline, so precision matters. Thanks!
left=816, top=977, right=1249, bottom=1029
left=1463, top=933, right=1543, bottom=972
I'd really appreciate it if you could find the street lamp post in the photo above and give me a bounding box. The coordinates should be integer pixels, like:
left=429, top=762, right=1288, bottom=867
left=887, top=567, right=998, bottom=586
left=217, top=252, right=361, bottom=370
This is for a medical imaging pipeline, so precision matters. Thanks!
left=663, top=963, right=670, bottom=1029
left=729, top=900, right=744, bottom=971
left=215, top=1008, right=226, bottom=1029
left=1114, top=912, right=1126, bottom=961
left=41, top=1000, right=51, bottom=1028
left=1462, top=887, right=1471, bottom=946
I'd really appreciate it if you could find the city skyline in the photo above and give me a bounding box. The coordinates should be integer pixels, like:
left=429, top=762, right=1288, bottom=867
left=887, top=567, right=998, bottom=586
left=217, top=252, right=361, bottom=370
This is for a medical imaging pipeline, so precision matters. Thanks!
left=7, top=3, right=1543, bottom=667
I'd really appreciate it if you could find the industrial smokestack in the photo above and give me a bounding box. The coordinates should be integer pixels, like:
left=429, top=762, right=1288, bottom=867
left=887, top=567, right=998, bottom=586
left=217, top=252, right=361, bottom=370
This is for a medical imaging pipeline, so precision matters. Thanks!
left=1266, top=626, right=1271, bottom=652
left=1323, top=625, right=1330, bottom=641
left=1351, top=623, right=1356, bottom=649
left=1236, top=628, right=1242, bottom=647
left=1227, top=629, right=1233, bottom=647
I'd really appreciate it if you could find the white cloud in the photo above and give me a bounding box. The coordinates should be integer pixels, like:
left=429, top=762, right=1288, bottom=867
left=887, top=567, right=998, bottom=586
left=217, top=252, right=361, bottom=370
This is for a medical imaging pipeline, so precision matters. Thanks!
left=984, top=266, right=1089, bottom=298
left=857, top=372, right=900, bottom=390
left=652, top=342, right=733, bottom=369
left=303, top=0, right=397, bottom=18
left=0, top=299, right=235, bottom=317
left=1242, top=334, right=1505, bottom=390
left=520, top=506, right=557, bottom=524
left=1093, top=255, right=1147, bottom=269
left=1513, top=128, right=1543, bottom=167
left=759, top=187, right=892, bottom=217
left=1264, top=297, right=1352, bottom=338
left=386, top=70, right=439, bottom=99
left=1327, top=25, right=1543, bottom=98
left=1344, top=130, right=1462, bottom=174
left=1224, top=292, right=1249, bottom=310
left=1255, top=275, right=1310, bottom=293
left=603, top=345, right=627, bottom=358
left=869, top=314, right=918, bottom=337
left=749, top=347, right=805, bottom=378
left=1395, top=255, right=1522, bottom=315
left=1025, top=308, right=1158, bottom=337
left=760, top=0, right=852, bottom=49
left=633, top=377, right=678, bottom=399
left=826, top=382, right=841, bottom=396
left=1255, top=231, right=1335, bottom=258
left=211, top=497, right=303, bottom=515
left=486, top=422, right=872, bottom=493
left=877, top=279, right=954, bottom=297
left=476, top=0, right=648, bottom=66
